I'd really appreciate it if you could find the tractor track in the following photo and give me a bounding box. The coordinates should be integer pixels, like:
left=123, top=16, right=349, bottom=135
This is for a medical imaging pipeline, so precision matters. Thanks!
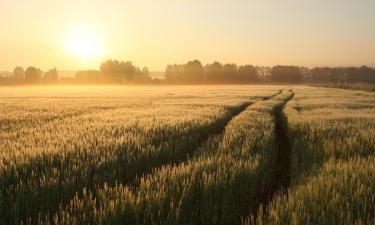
left=253, top=90, right=295, bottom=222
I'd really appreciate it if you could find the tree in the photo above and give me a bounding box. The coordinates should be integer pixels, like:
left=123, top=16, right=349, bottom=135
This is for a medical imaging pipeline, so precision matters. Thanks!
left=44, top=67, right=58, bottom=82
left=308, top=67, right=332, bottom=83
left=13, top=66, right=25, bottom=80
left=270, top=66, right=302, bottom=83
left=133, top=67, right=151, bottom=83
left=100, top=60, right=136, bottom=82
left=205, top=62, right=223, bottom=82
left=164, top=62, right=204, bottom=83
left=142, top=67, right=150, bottom=77
left=238, top=65, right=258, bottom=82
left=184, top=60, right=204, bottom=82
left=357, top=66, right=375, bottom=83
left=165, top=65, right=175, bottom=81
left=222, top=63, right=238, bottom=82
left=257, top=66, right=272, bottom=81
left=75, top=70, right=102, bottom=83
left=165, top=64, right=184, bottom=82
left=25, top=66, right=42, bottom=82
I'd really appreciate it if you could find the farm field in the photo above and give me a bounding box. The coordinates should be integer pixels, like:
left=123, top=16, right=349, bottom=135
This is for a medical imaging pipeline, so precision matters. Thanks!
left=0, top=85, right=374, bottom=225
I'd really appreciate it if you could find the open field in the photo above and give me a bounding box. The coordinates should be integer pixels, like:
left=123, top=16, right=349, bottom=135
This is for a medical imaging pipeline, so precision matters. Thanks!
left=0, top=85, right=374, bottom=225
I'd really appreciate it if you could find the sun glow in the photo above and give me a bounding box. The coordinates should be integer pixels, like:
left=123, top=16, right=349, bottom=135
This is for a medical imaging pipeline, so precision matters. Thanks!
left=64, top=25, right=105, bottom=59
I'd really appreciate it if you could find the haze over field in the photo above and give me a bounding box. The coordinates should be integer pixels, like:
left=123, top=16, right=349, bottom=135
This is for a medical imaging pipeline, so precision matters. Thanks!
left=1, top=0, right=375, bottom=71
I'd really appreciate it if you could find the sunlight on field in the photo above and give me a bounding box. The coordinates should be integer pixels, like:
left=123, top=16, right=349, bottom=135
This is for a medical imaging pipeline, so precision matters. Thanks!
left=0, top=85, right=374, bottom=225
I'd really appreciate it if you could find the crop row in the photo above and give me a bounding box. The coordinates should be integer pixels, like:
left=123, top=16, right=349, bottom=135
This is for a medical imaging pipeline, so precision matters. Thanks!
left=0, top=87, right=281, bottom=225
left=246, top=87, right=375, bottom=225
left=34, top=90, right=294, bottom=225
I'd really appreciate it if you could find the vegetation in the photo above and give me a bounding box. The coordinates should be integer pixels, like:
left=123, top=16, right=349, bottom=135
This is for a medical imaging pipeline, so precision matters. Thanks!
left=164, top=62, right=375, bottom=84
left=1, top=60, right=375, bottom=85
left=307, top=66, right=375, bottom=83
left=244, top=87, right=375, bottom=225
left=30, top=89, right=293, bottom=225
left=270, top=66, right=302, bottom=83
left=0, top=86, right=279, bottom=224
left=0, top=85, right=374, bottom=225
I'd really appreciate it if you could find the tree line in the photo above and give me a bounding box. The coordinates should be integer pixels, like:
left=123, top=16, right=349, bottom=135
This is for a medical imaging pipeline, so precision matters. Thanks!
left=0, top=66, right=58, bottom=84
left=306, top=66, right=375, bottom=83
left=166, top=61, right=259, bottom=84
left=0, top=60, right=152, bottom=85
left=165, top=60, right=375, bottom=84
left=75, top=60, right=151, bottom=84
left=1, top=59, right=375, bottom=85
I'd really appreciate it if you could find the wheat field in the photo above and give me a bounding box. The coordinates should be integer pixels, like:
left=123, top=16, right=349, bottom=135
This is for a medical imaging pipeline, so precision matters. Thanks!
left=0, top=86, right=374, bottom=225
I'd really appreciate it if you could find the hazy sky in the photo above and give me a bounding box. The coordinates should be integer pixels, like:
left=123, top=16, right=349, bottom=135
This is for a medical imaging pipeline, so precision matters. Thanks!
left=1, top=0, right=374, bottom=71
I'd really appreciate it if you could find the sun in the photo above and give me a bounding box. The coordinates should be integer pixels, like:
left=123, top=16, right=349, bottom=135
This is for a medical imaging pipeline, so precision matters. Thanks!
left=64, top=25, right=105, bottom=59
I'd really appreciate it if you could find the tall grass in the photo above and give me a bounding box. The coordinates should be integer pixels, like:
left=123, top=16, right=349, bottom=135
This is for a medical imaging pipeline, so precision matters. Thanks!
left=36, top=90, right=293, bottom=225
left=2, top=86, right=373, bottom=225
left=246, top=87, right=375, bottom=225
left=252, top=157, right=375, bottom=225
left=0, top=86, right=282, bottom=224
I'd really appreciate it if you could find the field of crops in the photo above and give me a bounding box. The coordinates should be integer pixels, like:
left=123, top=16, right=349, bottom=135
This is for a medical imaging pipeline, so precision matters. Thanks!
left=0, top=85, right=374, bottom=225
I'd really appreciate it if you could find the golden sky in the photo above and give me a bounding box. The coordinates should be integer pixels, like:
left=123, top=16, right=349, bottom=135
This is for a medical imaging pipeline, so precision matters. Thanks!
left=1, top=0, right=375, bottom=71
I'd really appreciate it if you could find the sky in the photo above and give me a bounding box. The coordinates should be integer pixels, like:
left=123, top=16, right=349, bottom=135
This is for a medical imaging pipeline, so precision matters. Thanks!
left=0, top=0, right=374, bottom=71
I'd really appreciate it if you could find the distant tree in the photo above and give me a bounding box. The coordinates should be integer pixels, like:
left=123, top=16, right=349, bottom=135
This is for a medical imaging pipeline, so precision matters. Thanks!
left=206, top=62, right=259, bottom=83
left=165, top=61, right=372, bottom=84
left=329, top=68, right=342, bottom=84
left=357, top=66, right=375, bottom=83
left=164, top=60, right=204, bottom=83
left=300, top=67, right=310, bottom=82
left=75, top=70, right=102, bottom=83
left=308, top=67, right=332, bottom=83
left=165, top=65, right=175, bottom=81
left=222, top=63, right=238, bottom=82
left=142, top=67, right=150, bottom=77
left=257, top=66, right=272, bottom=81
left=184, top=60, right=204, bottom=82
left=133, top=66, right=152, bottom=83
left=13, top=66, right=25, bottom=80
left=100, top=60, right=136, bottom=82
left=165, top=61, right=204, bottom=83
left=340, top=66, right=375, bottom=83
left=205, top=62, right=223, bottom=82
left=25, top=66, right=42, bottom=82
left=238, top=65, right=258, bottom=82
left=270, top=66, right=302, bottom=83
left=44, top=67, right=58, bottom=82
left=165, top=64, right=184, bottom=82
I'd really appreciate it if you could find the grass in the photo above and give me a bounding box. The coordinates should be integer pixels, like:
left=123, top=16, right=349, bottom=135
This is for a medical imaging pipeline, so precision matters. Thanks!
left=0, top=85, right=281, bottom=224
left=245, top=87, right=375, bottom=225
left=36, top=89, right=294, bottom=225
left=253, top=157, right=375, bottom=225
left=0, top=85, right=374, bottom=225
